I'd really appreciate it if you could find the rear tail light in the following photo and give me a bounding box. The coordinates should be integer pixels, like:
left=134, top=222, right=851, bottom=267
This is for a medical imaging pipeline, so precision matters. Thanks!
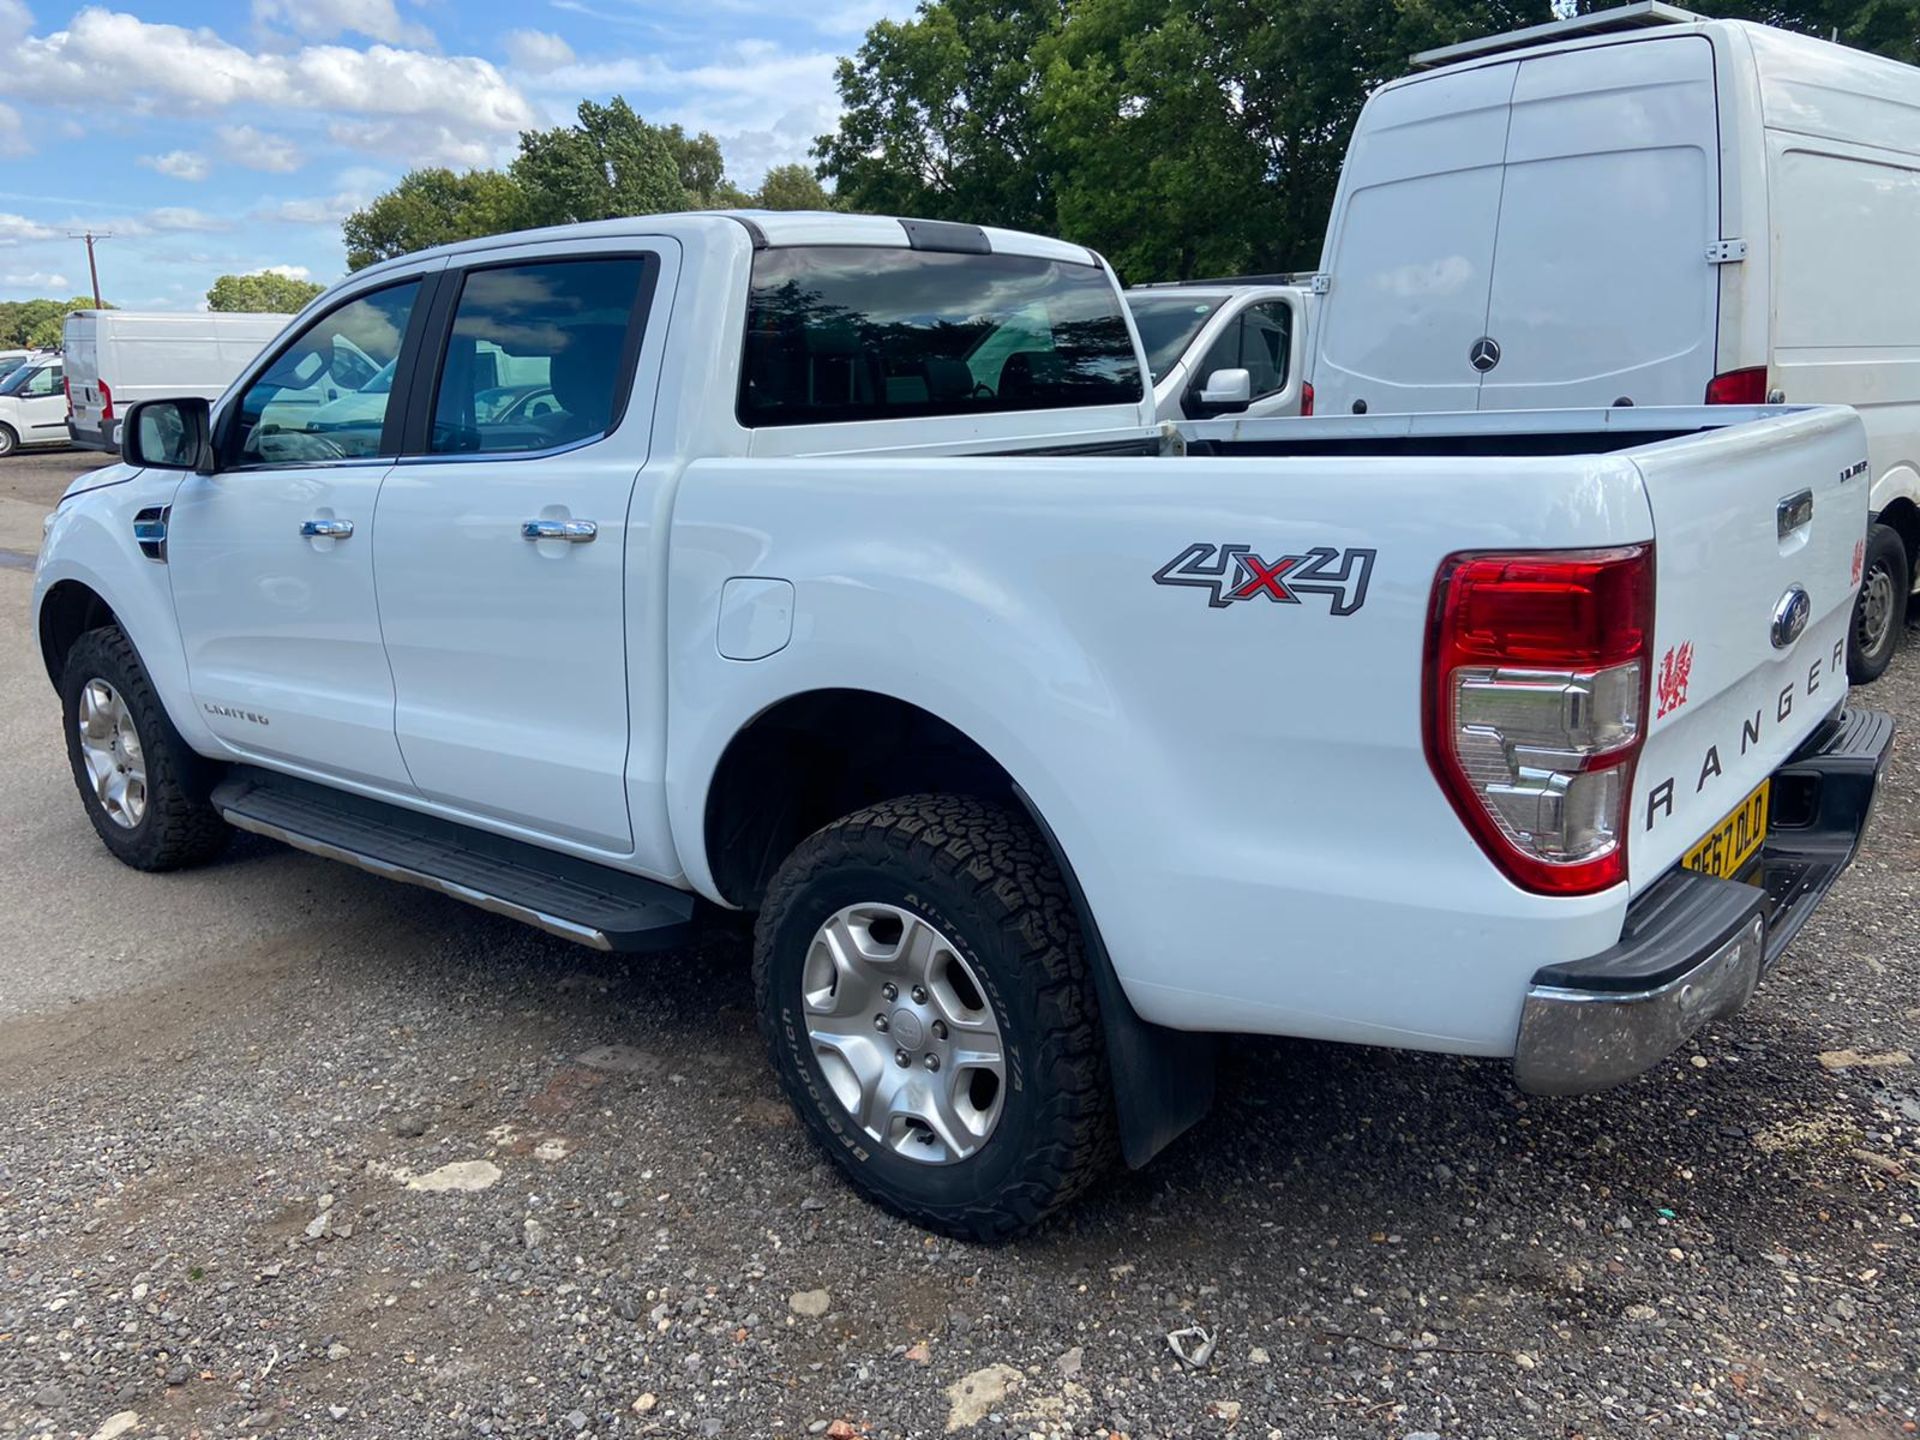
left=1425, top=546, right=1654, bottom=895
left=99, top=379, right=114, bottom=421
left=1299, top=380, right=1314, bottom=417
left=1705, top=367, right=1767, bottom=405
left=63, top=373, right=72, bottom=416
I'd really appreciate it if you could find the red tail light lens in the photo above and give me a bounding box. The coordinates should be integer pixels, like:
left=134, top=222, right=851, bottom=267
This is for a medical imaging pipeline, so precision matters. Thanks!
left=1299, top=380, right=1314, bottom=417
left=63, top=373, right=72, bottom=416
left=1705, top=367, right=1767, bottom=405
left=99, top=378, right=114, bottom=420
left=1425, top=546, right=1654, bottom=896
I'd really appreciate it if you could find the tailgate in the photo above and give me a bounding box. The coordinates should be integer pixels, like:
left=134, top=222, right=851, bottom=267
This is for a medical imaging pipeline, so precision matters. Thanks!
left=1628, top=406, right=1869, bottom=889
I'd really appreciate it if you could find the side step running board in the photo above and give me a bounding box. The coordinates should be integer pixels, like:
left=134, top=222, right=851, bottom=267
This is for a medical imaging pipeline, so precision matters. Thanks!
left=211, top=768, right=697, bottom=952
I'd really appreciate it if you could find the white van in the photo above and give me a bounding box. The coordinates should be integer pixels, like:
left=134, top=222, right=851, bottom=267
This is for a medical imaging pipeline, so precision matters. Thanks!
left=1124, top=280, right=1315, bottom=421
left=64, top=310, right=292, bottom=455
left=1308, top=2, right=1920, bottom=678
left=0, top=353, right=66, bottom=456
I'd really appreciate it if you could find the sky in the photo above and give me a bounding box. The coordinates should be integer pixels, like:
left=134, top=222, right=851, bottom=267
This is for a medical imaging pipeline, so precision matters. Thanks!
left=0, top=0, right=909, bottom=310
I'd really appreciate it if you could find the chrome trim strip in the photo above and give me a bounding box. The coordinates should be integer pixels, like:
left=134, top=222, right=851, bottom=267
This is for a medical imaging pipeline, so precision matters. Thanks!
left=219, top=807, right=614, bottom=951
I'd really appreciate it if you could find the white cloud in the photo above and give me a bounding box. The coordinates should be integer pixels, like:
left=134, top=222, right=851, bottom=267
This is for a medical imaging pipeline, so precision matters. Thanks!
left=139, top=150, right=210, bottom=181
left=4, top=9, right=533, bottom=159
left=146, top=207, right=229, bottom=232
left=4, top=270, right=70, bottom=289
left=0, top=212, right=60, bottom=244
left=251, top=263, right=312, bottom=279
left=252, top=190, right=367, bottom=226
left=217, top=125, right=306, bottom=174
left=253, top=0, right=434, bottom=48
left=0, top=101, right=27, bottom=158
left=326, top=117, right=504, bottom=170
left=503, top=28, right=575, bottom=74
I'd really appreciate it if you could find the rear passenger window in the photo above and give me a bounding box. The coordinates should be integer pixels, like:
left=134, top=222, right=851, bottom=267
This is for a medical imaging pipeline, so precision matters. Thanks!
left=739, top=246, right=1143, bottom=426
left=430, top=258, right=647, bottom=455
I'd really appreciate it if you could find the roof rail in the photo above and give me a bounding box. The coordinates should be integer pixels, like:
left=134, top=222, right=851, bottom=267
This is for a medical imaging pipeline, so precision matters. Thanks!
left=1129, top=272, right=1316, bottom=290
left=1409, top=2, right=1707, bottom=71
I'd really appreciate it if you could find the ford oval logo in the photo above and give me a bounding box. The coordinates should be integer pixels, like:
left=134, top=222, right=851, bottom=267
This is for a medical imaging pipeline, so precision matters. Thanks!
left=1771, top=585, right=1811, bottom=650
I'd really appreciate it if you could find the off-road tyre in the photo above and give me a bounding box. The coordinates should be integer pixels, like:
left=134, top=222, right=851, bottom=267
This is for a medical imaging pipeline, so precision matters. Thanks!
left=60, top=625, right=229, bottom=871
left=754, top=794, right=1118, bottom=1239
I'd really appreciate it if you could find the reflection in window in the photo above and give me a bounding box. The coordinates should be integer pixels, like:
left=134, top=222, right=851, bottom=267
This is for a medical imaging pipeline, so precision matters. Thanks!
left=739, top=247, right=1144, bottom=427
left=429, top=259, right=645, bottom=455
left=231, top=282, right=420, bottom=466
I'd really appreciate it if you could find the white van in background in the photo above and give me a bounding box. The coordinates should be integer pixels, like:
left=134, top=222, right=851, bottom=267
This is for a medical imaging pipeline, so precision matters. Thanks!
left=64, top=310, right=292, bottom=455
left=1124, top=279, right=1315, bottom=421
left=1308, top=2, right=1920, bottom=679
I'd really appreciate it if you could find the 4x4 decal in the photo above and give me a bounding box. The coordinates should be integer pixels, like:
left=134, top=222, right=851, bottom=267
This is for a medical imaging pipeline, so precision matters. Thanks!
left=1152, top=543, right=1376, bottom=615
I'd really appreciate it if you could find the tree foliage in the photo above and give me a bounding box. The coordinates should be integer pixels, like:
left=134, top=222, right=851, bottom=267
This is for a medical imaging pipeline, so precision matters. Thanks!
left=341, top=97, right=842, bottom=269
left=0, top=296, right=109, bottom=351
left=821, top=0, right=1920, bottom=281
left=206, top=271, right=325, bottom=313
left=343, top=168, right=531, bottom=271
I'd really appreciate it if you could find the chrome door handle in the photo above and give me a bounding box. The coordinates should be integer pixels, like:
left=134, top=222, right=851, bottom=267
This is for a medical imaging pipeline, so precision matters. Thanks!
left=521, top=518, right=597, bottom=543
left=300, top=518, right=354, bottom=539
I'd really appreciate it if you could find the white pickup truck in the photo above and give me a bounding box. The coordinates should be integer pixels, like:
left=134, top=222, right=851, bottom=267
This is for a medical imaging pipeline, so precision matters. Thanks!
left=33, top=211, right=1892, bottom=1237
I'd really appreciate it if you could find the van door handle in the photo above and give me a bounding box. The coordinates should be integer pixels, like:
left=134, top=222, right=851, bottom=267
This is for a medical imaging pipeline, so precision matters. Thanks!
left=299, top=518, right=354, bottom=539
left=521, top=518, right=598, bottom=543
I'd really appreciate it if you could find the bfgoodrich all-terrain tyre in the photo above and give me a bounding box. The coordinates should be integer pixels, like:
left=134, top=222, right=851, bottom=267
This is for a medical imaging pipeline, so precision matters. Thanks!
left=1848, top=523, right=1909, bottom=684
left=754, top=794, right=1117, bottom=1239
left=59, top=626, right=230, bottom=871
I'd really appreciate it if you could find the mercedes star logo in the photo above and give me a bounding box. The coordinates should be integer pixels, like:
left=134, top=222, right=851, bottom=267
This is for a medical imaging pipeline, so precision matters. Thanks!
left=1468, top=337, right=1501, bottom=372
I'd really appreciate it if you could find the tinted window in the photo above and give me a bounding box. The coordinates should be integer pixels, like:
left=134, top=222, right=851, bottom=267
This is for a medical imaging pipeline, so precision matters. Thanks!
left=430, top=258, right=646, bottom=455
left=0, top=361, right=43, bottom=396
left=1195, top=301, right=1293, bottom=400
left=1126, top=295, right=1220, bottom=382
left=740, top=246, right=1143, bottom=427
left=229, top=281, right=420, bottom=466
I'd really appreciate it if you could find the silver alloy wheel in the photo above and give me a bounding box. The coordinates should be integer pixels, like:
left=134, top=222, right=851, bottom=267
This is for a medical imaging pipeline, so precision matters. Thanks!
left=801, top=903, right=1006, bottom=1164
left=77, top=678, right=147, bottom=829
left=1858, top=560, right=1897, bottom=659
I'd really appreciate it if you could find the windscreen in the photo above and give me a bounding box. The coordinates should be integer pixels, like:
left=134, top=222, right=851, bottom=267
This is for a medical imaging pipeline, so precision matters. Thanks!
left=739, top=245, right=1143, bottom=426
left=0, top=363, right=41, bottom=396
left=1126, top=295, right=1221, bottom=382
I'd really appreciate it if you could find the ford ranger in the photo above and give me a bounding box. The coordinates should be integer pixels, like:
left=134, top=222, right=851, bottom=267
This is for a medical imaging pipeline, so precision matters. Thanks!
left=32, top=211, right=1892, bottom=1237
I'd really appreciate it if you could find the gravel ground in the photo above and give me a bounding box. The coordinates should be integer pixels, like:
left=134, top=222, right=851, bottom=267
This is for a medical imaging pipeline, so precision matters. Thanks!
left=0, top=482, right=1915, bottom=1438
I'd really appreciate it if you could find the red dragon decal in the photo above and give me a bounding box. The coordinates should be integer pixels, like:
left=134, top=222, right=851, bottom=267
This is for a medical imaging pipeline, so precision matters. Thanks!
left=1656, top=641, right=1694, bottom=720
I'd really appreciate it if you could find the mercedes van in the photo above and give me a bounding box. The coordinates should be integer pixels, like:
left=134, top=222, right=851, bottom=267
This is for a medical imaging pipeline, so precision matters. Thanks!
left=1308, top=3, right=1920, bottom=679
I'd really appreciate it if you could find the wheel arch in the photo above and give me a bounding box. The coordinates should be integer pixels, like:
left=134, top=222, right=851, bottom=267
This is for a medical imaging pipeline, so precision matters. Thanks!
left=36, top=578, right=119, bottom=689
left=699, top=685, right=1214, bottom=1169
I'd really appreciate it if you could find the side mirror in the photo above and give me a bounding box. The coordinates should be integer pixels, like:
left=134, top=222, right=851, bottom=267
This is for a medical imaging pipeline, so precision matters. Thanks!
left=123, top=397, right=212, bottom=472
left=1196, top=367, right=1253, bottom=414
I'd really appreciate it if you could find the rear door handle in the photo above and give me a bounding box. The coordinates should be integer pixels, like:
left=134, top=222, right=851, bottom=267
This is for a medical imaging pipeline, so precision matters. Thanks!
left=521, top=518, right=598, bottom=544
left=300, top=518, right=354, bottom=539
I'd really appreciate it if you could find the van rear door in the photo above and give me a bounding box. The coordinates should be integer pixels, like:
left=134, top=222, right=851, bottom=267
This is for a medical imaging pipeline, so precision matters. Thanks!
left=1311, top=62, right=1516, bottom=416
left=1476, top=36, right=1721, bottom=410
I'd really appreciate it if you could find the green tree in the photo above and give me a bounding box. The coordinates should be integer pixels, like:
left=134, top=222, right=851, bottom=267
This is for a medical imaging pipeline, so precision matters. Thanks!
left=661, top=123, right=730, bottom=206
left=206, top=271, right=325, bottom=313
left=511, top=97, right=692, bottom=226
left=343, top=168, right=531, bottom=270
left=1576, top=1, right=1920, bottom=64
left=753, top=163, right=834, bottom=211
left=2, top=296, right=109, bottom=350
left=815, top=0, right=1062, bottom=233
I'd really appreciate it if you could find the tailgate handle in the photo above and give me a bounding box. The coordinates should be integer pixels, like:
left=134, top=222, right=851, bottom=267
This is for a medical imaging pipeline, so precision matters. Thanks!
left=1778, top=489, right=1814, bottom=539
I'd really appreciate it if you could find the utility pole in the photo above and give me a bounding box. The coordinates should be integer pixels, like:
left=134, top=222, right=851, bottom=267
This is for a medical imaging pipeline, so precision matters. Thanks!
left=68, top=231, right=110, bottom=308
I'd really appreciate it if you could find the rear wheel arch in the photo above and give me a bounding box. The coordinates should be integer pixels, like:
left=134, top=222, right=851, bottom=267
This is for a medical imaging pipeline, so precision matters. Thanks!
left=701, top=686, right=1215, bottom=1169
left=1873, top=494, right=1920, bottom=572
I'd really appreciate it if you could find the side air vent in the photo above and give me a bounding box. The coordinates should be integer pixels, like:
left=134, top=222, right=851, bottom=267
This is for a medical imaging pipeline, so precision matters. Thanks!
left=133, top=505, right=170, bottom=563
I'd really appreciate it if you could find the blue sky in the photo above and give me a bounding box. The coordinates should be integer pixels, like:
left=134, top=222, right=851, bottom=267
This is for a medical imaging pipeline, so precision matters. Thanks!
left=0, top=0, right=907, bottom=309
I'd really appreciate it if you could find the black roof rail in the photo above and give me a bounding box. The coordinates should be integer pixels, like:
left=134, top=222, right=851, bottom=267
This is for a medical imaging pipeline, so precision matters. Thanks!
left=1128, top=272, right=1316, bottom=290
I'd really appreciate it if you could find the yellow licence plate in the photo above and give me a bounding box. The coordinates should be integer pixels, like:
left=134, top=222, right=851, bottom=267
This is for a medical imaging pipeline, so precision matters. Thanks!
left=1681, top=780, right=1771, bottom=880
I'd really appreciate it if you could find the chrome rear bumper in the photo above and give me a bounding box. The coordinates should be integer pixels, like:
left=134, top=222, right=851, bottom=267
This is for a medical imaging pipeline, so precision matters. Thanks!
left=1515, top=707, right=1893, bottom=1095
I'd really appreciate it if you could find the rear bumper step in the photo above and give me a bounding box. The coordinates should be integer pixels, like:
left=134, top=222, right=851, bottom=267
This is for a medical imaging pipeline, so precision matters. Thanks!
left=1513, top=706, right=1893, bottom=1095
left=212, top=768, right=697, bottom=952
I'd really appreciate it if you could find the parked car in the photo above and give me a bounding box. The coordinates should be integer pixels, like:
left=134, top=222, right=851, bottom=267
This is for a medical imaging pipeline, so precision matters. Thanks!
left=0, top=352, right=66, bottom=456
left=63, top=310, right=293, bottom=455
left=0, top=349, right=37, bottom=384
left=34, top=211, right=1889, bottom=1237
left=1307, top=3, right=1920, bottom=681
left=1124, top=278, right=1314, bottom=421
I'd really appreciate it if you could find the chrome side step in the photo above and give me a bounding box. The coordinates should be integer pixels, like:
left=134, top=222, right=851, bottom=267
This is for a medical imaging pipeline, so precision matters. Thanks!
left=211, top=768, right=697, bottom=952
